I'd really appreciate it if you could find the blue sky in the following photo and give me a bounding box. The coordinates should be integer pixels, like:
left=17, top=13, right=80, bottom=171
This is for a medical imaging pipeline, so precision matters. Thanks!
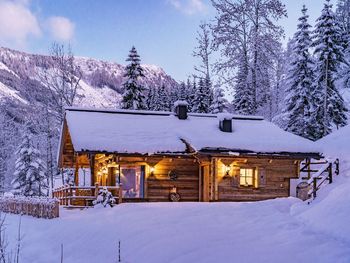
left=0, top=0, right=337, bottom=81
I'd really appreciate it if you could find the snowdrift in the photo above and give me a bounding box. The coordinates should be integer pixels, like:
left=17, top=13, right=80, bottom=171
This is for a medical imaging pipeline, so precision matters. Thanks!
left=292, top=127, right=350, bottom=244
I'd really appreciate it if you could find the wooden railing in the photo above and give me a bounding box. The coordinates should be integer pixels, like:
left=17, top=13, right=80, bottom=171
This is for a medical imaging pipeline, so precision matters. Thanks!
left=304, top=158, right=340, bottom=199
left=53, top=183, right=123, bottom=207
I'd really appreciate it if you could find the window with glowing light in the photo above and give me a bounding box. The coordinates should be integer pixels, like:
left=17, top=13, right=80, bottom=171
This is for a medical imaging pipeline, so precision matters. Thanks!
left=240, top=168, right=254, bottom=186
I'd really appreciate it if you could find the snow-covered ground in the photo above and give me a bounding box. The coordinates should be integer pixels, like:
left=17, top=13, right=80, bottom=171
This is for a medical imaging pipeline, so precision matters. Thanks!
left=3, top=197, right=350, bottom=263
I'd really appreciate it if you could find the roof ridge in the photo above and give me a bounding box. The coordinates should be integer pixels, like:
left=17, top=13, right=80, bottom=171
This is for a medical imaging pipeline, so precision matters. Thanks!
left=65, top=107, right=264, bottom=120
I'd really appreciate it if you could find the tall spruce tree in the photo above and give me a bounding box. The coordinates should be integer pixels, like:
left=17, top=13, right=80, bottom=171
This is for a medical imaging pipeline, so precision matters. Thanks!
left=313, top=0, right=348, bottom=138
left=233, top=56, right=255, bottom=114
left=12, top=122, right=48, bottom=196
left=121, top=46, right=146, bottom=110
left=193, top=78, right=210, bottom=113
left=210, top=87, right=228, bottom=113
left=336, top=0, right=350, bottom=88
left=284, top=5, right=318, bottom=140
left=156, top=84, right=170, bottom=111
left=187, top=78, right=196, bottom=111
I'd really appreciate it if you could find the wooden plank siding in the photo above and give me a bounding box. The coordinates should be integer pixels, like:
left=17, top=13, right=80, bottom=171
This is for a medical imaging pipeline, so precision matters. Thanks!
left=146, top=158, right=199, bottom=202
left=215, top=158, right=300, bottom=201
left=59, top=141, right=303, bottom=202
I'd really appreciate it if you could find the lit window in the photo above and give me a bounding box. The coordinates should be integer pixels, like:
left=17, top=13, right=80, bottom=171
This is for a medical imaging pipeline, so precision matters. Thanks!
left=240, top=168, right=254, bottom=186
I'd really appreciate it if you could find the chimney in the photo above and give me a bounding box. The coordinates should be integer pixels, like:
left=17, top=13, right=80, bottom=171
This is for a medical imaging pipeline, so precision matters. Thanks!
left=174, top=100, right=188, bottom=120
left=218, top=113, right=233, bottom=132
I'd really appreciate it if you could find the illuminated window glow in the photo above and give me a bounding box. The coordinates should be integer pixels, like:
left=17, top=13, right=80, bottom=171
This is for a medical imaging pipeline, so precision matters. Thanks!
left=240, top=168, right=254, bottom=186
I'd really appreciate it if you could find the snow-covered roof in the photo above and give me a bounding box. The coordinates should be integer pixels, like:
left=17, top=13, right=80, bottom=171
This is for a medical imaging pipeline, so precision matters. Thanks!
left=64, top=107, right=319, bottom=156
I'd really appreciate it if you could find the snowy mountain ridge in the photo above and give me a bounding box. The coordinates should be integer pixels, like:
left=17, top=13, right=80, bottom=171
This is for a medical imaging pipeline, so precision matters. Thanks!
left=0, top=47, right=178, bottom=108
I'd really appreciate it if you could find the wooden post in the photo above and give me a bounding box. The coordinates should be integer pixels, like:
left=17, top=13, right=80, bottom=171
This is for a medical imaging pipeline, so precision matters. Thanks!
left=198, top=165, right=202, bottom=202
left=313, top=177, right=317, bottom=199
left=307, top=158, right=311, bottom=180
left=68, top=186, right=73, bottom=206
left=89, top=154, right=96, bottom=187
left=65, top=186, right=68, bottom=206
left=74, top=154, right=79, bottom=186
left=335, top=159, right=340, bottom=175
left=328, top=163, right=333, bottom=184
left=118, top=184, right=123, bottom=204
left=94, top=182, right=99, bottom=198
left=203, top=165, right=210, bottom=202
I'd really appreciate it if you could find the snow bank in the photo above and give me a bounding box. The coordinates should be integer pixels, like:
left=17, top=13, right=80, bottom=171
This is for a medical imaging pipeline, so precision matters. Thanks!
left=291, top=128, right=350, bottom=244
left=4, top=199, right=350, bottom=263
left=317, top=124, right=350, bottom=158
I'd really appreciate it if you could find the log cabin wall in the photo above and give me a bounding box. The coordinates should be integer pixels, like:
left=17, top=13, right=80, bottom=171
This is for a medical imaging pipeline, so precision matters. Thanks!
left=147, top=157, right=200, bottom=202
left=215, top=157, right=300, bottom=201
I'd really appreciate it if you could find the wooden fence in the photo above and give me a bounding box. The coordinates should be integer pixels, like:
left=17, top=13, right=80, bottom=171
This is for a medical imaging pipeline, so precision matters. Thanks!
left=53, top=183, right=123, bottom=207
left=0, top=196, right=59, bottom=219
left=301, top=158, right=340, bottom=200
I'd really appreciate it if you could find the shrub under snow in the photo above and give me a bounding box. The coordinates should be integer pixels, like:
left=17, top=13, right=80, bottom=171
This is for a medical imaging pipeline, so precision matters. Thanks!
left=93, top=187, right=116, bottom=207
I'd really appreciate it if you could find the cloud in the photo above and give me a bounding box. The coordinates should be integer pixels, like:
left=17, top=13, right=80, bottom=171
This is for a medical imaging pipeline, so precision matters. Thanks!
left=169, top=0, right=207, bottom=15
left=47, top=16, right=75, bottom=42
left=0, top=0, right=41, bottom=47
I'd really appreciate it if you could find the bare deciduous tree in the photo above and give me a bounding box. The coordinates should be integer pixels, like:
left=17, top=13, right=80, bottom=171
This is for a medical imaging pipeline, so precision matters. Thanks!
left=38, top=43, right=82, bottom=124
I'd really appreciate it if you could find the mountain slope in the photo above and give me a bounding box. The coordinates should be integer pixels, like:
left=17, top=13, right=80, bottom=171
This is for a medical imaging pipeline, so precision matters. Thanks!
left=0, top=47, right=178, bottom=108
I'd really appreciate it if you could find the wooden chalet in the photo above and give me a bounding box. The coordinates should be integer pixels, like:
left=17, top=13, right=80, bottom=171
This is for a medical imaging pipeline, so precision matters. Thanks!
left=55, top=103, right=320, bottom=206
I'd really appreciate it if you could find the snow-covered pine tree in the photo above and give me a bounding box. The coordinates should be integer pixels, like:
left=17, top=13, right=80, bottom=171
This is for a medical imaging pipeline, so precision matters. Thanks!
left=12, top=122, right=48, bottom=197
left=233, top=56, right=255, bottom=115
left=313, top=0, right=348, bottom=138
left=177, top=82, right=187, bottom=101
left=145, top=86, right=158, bottom=110
left=157, top=84, right=171, bottom=111
left=210, top=86, right=228, bottom=113
left=336, top=0, right=350, bottom=47
left=204, top=75, right=214, bottom=107
left=187, top=78, right=196, bottom=111
left=121, top=46, right=146, bottom=110
left=0, top=106, right=17, bottom=194
left=283, top=5, right=318, bottom=140
left=193, top=78, right=210, bottom=113
left=336, top=0, right=350, bottom=88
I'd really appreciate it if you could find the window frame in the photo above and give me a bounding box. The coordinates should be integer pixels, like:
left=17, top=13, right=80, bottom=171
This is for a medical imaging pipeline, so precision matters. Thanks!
left=239, top=168, right=255, bottom=187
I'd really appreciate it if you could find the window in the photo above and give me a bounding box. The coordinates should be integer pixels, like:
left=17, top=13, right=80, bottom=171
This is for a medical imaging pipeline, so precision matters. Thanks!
left=240, top=168, right=254, bottom=186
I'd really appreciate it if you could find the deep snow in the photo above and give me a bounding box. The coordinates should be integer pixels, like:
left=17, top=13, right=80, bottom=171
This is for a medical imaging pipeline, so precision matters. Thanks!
left=3, top=198, right=350, bottom=263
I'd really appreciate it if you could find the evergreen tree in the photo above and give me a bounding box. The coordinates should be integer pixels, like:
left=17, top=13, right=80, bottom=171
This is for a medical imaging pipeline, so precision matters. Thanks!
left=336, top=0, right=350, bottom=48
left=313, top=0, right=348, bottom=138
left=193, top=78, right=210, bottom=113
left=336, top=0, right=350, bottom=88
left=157, top=84, right=170, bottom=111
left=187, top=78, right=196, bottom=111
left=233, top=56, right=255, bottom=115
left=204, top=75, right=214, bottom=108
left=210, top=87, right=228, bottom=113
left=145, top=86, right=157, bottom=110
left=177, top=82, right=187, bottom=101
left=283, top=5, right=318, bottom=140
left=121, top=46, right=146, bottom=110
left=12, top=122, right=48, bottom=196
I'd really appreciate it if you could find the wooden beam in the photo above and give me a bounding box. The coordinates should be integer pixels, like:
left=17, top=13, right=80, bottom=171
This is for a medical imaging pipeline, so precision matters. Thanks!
left=89, top=154, right=95, bottom=186
left=74, top=154, right=79, bottom=186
